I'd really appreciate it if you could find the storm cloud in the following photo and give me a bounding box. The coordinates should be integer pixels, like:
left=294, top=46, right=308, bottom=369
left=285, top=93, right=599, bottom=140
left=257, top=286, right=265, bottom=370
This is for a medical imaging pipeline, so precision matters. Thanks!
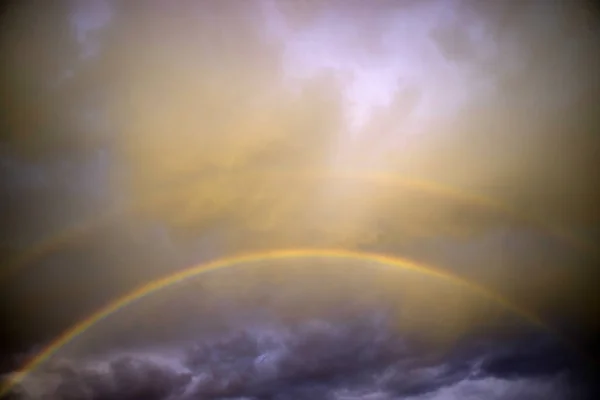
left=5, top=313, right=590, bottom=400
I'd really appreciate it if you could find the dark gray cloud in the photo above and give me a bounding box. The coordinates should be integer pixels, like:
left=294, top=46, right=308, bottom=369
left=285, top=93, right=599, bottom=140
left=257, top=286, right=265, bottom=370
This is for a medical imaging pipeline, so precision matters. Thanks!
left=429, top=22, right=476, bottom=64
left=5, top=314, right=588, bottom=400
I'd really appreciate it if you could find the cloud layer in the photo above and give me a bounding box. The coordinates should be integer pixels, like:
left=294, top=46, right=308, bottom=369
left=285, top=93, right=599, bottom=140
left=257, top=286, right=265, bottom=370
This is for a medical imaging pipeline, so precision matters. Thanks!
left=5, top=312, right=591, bottom=400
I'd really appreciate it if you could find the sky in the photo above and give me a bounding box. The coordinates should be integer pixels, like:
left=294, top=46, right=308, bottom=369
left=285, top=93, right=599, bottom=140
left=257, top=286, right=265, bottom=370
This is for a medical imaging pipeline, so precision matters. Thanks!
left=71, top=0, right=485, bottom=135
left=7, top=312, right=592, bottom=399
left=269, top=0, right=490, bottom=130
left=0, top=0, right=599, bottom=398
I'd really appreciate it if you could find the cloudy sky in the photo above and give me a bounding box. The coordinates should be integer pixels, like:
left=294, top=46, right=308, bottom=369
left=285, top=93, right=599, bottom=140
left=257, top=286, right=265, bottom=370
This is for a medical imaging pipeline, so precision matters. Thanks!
left=0, top=0, right=599, bottom=398
left=7, top=311, right=591, bottom=399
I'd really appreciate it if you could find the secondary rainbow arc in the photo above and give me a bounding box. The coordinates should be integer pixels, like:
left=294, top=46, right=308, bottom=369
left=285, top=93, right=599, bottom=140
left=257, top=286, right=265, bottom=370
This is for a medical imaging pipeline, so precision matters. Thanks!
left=0, top=170, right=591, bottom=283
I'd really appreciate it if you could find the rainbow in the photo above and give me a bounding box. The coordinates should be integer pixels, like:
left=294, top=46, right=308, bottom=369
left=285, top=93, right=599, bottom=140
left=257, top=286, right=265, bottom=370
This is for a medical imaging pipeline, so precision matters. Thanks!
left=1, top=170, right=591, bottom=283
left=0, top=248, right=545, bottom=396
left=289, top=169, right=590, bottom=251
left=0, top=208, right=120, bottom=282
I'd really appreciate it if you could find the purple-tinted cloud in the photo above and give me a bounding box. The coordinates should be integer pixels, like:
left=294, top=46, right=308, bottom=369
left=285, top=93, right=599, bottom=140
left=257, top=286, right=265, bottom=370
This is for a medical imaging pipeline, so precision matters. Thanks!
left=5, top=313, right=587, bottom=400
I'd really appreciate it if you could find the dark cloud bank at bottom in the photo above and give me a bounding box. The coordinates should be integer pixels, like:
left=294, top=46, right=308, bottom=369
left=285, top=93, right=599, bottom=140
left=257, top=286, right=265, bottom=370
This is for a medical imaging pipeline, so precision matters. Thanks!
left=4, top=312, right=596, bottom=400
